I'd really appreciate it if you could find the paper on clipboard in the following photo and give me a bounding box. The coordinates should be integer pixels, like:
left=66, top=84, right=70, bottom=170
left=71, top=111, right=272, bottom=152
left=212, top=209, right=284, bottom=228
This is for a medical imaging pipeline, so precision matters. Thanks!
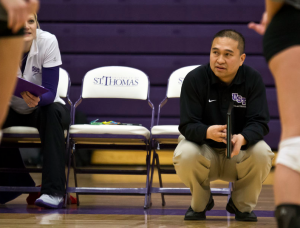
left=13, top=77, right=49, bottom=98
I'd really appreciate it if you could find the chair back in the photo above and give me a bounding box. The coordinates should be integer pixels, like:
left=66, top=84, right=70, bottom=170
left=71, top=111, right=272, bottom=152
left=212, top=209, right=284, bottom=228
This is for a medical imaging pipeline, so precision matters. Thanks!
left=81, top=66, right=149, bottom=100
left=166, top=65, right=200, bottom=98
left=58, top=68, right=70, bottom=98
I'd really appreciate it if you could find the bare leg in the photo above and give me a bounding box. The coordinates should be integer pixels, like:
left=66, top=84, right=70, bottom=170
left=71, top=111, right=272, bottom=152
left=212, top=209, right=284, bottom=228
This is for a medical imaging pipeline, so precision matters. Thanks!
left=268, top=46, right=300, bottom=205
left=0, top=37, right=24, bottom=130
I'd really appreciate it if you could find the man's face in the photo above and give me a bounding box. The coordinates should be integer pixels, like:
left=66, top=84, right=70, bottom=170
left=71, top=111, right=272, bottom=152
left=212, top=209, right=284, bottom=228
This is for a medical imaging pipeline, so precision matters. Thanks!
left=210, top=37, right=246, bottom=85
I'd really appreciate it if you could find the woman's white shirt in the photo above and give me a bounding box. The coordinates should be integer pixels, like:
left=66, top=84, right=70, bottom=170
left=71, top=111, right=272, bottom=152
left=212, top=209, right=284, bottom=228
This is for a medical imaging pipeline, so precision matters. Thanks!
left=10, top=29, right=65, bottom=114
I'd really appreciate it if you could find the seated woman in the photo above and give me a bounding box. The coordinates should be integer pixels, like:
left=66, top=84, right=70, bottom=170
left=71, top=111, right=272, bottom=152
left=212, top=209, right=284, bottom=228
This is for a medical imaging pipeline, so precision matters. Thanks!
left=0, top=13, right=70, bottom=209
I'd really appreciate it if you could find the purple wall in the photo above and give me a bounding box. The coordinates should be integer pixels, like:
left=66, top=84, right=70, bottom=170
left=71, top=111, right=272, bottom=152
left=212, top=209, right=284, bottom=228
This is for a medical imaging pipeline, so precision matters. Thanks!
left=39, top=0, right=280, bottom=149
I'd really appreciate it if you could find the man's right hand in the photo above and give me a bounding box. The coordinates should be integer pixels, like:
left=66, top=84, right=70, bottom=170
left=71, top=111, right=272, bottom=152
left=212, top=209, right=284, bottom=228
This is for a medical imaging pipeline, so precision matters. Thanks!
left=1, top=0, right=39, bottom=33
left=206, top=125, right=227, bottom=143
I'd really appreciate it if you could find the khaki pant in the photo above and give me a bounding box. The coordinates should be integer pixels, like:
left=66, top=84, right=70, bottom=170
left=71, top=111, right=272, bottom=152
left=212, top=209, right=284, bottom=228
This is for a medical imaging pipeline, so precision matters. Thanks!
left=173, top=135, right=274, bottom=213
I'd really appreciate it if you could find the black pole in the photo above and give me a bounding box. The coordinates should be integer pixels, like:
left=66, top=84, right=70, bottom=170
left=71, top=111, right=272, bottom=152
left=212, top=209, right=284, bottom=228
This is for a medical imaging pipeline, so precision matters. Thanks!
left=227, top=101, right=234, bottom=159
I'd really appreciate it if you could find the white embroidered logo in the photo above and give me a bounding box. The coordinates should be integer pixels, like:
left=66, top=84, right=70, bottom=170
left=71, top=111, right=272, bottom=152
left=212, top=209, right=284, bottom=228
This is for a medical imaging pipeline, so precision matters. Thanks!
left=209, top=99, right=216, bottom=103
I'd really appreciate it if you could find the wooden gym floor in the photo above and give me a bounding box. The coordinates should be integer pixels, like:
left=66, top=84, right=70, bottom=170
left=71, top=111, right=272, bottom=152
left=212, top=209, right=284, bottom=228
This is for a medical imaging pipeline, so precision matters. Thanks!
left=0, top=167, right=277, bottom=228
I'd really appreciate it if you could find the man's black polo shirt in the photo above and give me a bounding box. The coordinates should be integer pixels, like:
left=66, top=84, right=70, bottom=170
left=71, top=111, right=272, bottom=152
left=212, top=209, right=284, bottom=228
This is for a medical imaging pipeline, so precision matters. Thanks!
left=179, top=63, right=270, bottom=150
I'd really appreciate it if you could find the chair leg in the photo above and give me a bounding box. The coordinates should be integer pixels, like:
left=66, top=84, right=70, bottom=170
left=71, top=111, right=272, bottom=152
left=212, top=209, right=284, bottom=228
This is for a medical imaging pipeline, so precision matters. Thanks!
left=148, top=141, right=158, bottom=208
left=64, top=141, right=72, bottom=208
left=228, top=182, right=233, bottom=201
left=72, top=146, right=80, bottom=206
left=155, top=152, right=165, bottom=206
left=144, top=144, right=152, bottom=209
left=149, top=144, right=156, bottom=191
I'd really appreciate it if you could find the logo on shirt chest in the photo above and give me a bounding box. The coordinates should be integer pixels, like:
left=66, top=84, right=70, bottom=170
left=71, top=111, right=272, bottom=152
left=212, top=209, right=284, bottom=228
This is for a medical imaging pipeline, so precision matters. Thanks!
left=32, top=66, right=40, bottom=74
left=232, top=93, right=246, bottom=107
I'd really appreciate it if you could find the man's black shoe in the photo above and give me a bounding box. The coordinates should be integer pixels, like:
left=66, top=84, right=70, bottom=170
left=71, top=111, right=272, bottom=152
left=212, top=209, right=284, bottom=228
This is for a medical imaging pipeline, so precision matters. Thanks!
left=184, top=194, right=214, bottom=220
left=226, top=198, right=257, bottom=222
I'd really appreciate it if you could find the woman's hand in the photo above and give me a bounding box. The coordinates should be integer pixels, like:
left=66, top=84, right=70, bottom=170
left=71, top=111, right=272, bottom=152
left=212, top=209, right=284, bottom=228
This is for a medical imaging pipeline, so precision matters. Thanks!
left=248, top=12, right=268, bottom=36
left=21, top=91, right=40, bottom=108
left=0, top=0, right=39, bottom=33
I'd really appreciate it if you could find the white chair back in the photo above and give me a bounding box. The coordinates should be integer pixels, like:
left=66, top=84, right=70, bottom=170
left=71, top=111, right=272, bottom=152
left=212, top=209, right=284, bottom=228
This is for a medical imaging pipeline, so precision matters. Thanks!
left=166, top=65, right=200, bottom=98
left=81, top=66, right=149, bottom=100
left=57, top=68, right=69, bottom=98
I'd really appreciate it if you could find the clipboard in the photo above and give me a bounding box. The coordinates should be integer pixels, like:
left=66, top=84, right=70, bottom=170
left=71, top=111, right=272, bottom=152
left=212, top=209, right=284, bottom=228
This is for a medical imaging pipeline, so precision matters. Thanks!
left=227, top=101, right=234, bottom=159
left=14, top=77, right=49, bottom=98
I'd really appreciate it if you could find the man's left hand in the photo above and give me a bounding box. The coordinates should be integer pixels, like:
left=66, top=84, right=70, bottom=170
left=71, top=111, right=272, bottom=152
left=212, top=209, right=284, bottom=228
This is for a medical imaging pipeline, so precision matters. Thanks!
left=230, top=134, right=247, bottom=158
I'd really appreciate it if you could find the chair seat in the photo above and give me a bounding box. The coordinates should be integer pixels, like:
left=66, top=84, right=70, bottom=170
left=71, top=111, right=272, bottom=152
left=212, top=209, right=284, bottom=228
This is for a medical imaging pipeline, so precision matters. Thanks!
left=69, top=125, right=150, bottom=144
left=2, top=127, right=41, bottom=143
left=2, top=126, right=67, bottom=141
left=3, top=127, right=39, bottom=135
left=151, top=125, right=180, bottom=144
left=151, top=125, right=180, bottom=136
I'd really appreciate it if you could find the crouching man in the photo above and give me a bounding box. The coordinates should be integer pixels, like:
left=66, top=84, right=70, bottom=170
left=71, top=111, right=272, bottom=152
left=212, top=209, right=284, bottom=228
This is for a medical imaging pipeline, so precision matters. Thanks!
left=174, top=29, right=274, bottom=221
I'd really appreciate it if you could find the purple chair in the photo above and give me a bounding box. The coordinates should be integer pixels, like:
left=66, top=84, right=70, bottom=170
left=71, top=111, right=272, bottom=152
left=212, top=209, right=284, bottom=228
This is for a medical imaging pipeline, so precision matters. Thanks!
left=149, top=65, right=232, bottom=206
left=0, top=68, right=72, bottom=206
left=66, top=66, right=154, bottom=209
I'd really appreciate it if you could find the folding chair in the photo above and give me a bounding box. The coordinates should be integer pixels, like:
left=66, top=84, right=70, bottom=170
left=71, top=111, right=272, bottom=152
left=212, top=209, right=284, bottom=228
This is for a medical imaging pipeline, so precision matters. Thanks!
left=66, top=66, right=154, bottom=209
left=150, top=65, right=232, bottom=206
left=0, top=68, right=72, bottom=202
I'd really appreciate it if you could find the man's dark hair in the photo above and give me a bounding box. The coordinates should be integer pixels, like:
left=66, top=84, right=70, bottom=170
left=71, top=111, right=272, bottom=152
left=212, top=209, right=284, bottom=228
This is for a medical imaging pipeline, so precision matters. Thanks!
left=212, top=29, right=245, bottom=54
